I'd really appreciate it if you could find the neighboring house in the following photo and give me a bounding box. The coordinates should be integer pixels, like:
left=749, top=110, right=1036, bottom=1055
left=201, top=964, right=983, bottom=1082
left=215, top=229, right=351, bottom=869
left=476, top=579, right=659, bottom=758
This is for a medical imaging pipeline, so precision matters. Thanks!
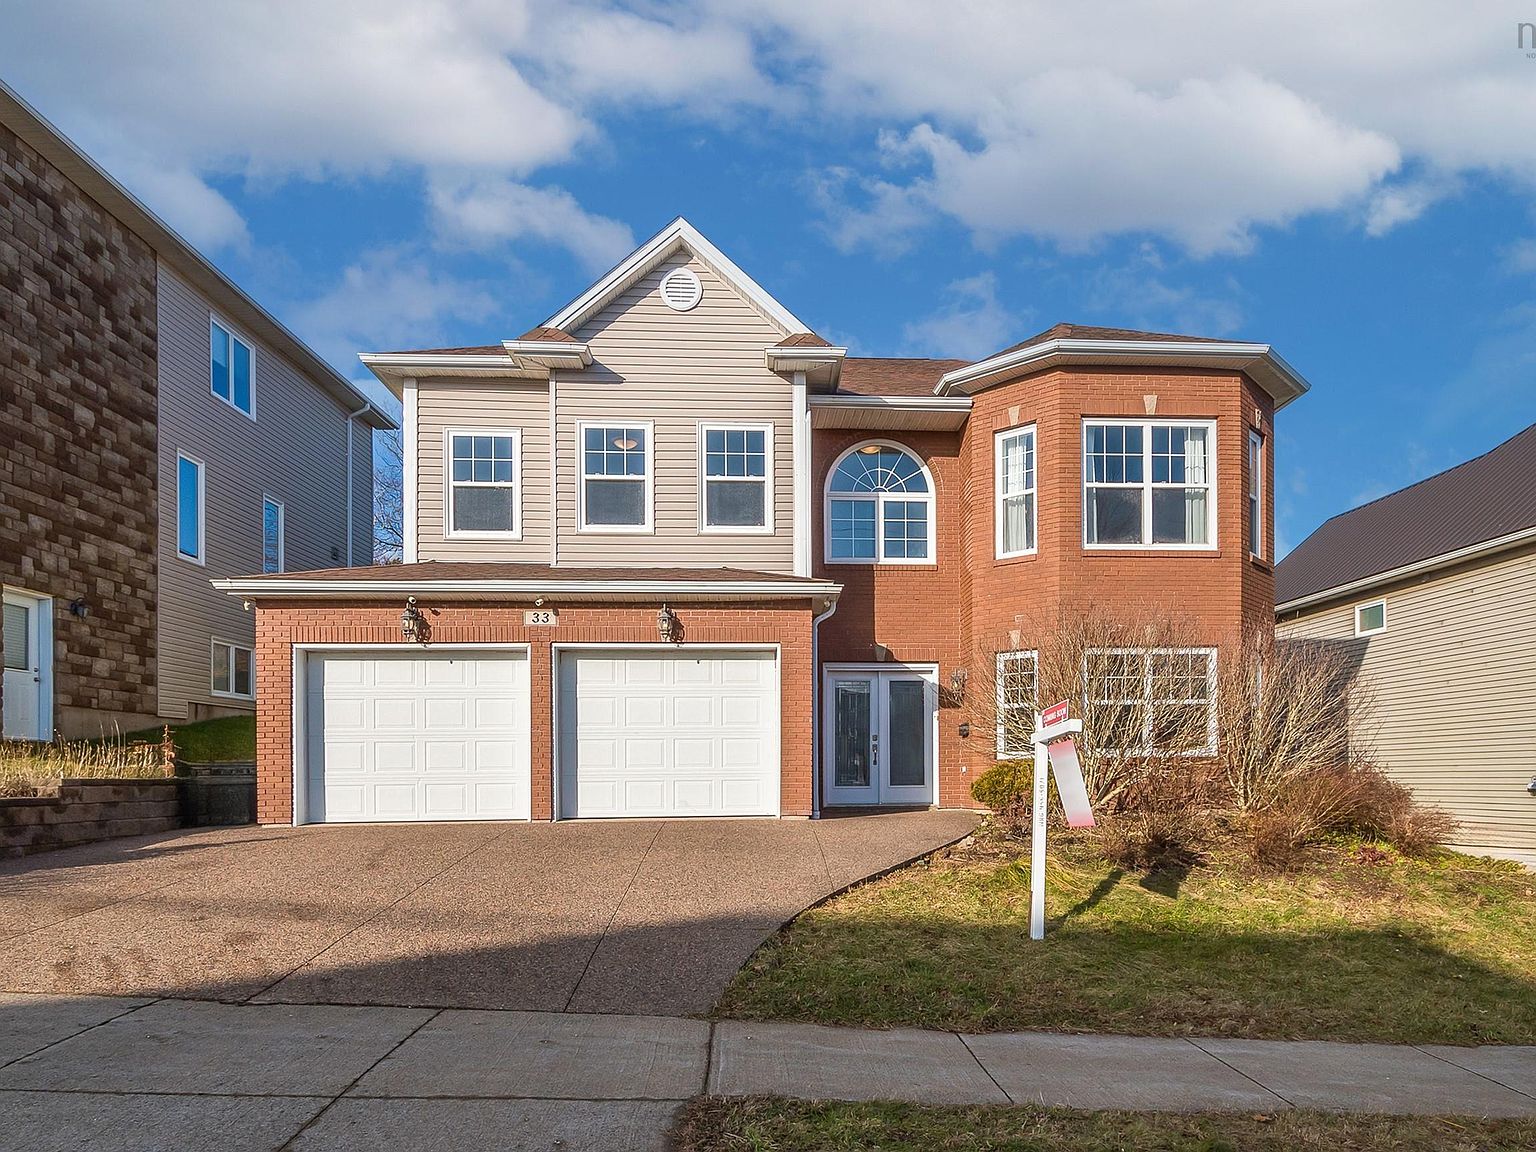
left=1277, top=424, right=1536, bottom=854
left=217, top=218, right=1308, bottom=826
left=0, top=80, right=394, bottom=741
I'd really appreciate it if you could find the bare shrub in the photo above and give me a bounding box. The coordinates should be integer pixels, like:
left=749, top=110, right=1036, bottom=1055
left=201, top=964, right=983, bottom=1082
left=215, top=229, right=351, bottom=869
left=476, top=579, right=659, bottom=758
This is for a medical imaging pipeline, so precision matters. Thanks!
left=1096, top=758, right=1217, bottom=870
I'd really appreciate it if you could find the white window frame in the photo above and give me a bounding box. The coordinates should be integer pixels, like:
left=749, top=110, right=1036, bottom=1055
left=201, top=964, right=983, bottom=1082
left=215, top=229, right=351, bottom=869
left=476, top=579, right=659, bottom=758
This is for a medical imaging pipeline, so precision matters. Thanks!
left=995, top=649, right=1039, bottom=759
left=1082, top=419, right=1217, bottom=551
left=577, top=420, right=655, bottom=534
left=1355, top=600, right=1387, bottom=637
left=262, top=496, right=285, bottom=574
left=1248, top=429, right=1264, bottom=559
left=176, top=452, right=206, bottom=566
left=994, top=425, right=1038, bottom=559
left=823, top=439, right=938, bottom=567
left=1085, top=646, right=1218, bottom=756
left=209, top=315, right=256, bottom=420
left=210, top=638, right=255, bottom=700
left=443, top=427, right=524, bottom=540
left=698, top=422, right=775, bottom=534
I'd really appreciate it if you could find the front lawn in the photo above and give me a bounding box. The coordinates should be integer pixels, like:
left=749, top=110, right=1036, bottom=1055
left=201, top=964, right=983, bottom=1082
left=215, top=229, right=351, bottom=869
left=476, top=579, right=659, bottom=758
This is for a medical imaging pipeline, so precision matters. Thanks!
left=674, top=1097, right=1536, bottom=1152
left=717, top=835, right=1536, bottom=1045
left=124, top=714, right=255, bottom=763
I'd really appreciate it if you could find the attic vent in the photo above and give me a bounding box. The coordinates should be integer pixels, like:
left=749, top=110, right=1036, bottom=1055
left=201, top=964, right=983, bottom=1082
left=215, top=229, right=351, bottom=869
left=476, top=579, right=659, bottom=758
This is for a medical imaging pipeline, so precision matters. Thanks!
left=659, top=267, right=702, bottom=312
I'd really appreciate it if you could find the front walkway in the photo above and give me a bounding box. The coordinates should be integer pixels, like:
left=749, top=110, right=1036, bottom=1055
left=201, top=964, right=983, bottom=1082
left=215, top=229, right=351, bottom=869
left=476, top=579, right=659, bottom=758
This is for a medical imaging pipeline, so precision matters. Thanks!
left=0, top=810, right=977, bottom=1016
left=1, top=996, right=1533, bottom=1151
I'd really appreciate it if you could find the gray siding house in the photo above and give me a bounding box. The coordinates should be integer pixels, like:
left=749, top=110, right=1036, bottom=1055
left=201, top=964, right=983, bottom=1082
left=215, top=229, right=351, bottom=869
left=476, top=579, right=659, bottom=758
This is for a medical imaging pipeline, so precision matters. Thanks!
left=1, top=79, right=394, bottom=740
left=1276, top=423, right=1536, bottom=855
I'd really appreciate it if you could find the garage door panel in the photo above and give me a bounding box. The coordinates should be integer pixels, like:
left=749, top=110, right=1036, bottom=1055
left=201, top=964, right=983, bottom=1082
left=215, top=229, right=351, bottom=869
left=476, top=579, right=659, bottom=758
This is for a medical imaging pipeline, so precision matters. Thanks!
left=559, top=649, right=778, bottom=819
left=305, top=650, right=530, bottom=824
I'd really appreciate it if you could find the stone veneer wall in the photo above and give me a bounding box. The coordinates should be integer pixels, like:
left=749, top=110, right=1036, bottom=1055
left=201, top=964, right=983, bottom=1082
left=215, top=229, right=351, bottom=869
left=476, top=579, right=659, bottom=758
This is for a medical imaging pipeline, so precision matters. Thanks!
left=0, top=121, right=160, bottom=735
left=0, top=779, right=179, bottom=857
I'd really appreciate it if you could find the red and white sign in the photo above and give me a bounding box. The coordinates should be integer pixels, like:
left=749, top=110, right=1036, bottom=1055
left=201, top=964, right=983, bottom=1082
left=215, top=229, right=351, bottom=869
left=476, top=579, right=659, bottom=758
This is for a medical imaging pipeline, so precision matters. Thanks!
left=1041, top=700, right=1071, bottom=728
left=1046, top=739, right=1095, bottom=829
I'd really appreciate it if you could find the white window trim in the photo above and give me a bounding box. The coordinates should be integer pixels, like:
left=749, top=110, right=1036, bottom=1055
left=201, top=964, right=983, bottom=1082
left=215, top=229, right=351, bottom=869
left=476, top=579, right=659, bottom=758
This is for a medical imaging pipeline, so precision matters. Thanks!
left=823, top=439, right=938, bottom=567
left=697, top=421, right=775, bottom=535
left=1248, top=428, right=1264, bottom=559
left=994, top=424, right=1038, bottom=559
left=262, top=496, right=285, bottom=574
left=1355, top=600, right=1387, bottom=637
left=577, top=420, right=655, bottom=534
left=1082, top=418, right=1218, bottom=551
left=995, top=649, right=1039, bottom=759
left=1085, top=646, right=1218, bottom=757
left=443, top=427, right=524, bottom=541
left=209, top=314, right=257, bottom=421
left=176, top=452, right=206, bottom=566
left=210, top=638, right=255, bottom=700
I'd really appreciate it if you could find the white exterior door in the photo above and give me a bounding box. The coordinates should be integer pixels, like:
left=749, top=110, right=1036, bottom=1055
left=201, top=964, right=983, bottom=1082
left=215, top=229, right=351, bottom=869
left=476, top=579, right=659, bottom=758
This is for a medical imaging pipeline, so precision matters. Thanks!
left=304, top=649, right=530, bottom=823
left=558, top=648, right=779, bottom=818
left=823, top=667, right=937, bottom=806
left=3, top=591, right=49, bottom=741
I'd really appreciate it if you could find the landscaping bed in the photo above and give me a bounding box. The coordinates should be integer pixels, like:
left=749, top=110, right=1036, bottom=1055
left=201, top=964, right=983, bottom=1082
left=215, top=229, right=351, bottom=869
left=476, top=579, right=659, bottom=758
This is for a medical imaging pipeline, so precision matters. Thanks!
left=673, top=1096, right=1536, bottom=1152
left=717, top=832, right=1536, bottom=1046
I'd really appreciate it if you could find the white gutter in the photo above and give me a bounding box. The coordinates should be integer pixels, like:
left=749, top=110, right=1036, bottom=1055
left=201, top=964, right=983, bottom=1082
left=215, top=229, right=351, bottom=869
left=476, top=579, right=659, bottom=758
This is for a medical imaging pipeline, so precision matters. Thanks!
left=810, top=595, right=840, bottom=820
left=1277, top=524, right=1536, bottom=615
left=809, top=395, right=973, bottom=411
left=213, top=576, right=844, bottom=602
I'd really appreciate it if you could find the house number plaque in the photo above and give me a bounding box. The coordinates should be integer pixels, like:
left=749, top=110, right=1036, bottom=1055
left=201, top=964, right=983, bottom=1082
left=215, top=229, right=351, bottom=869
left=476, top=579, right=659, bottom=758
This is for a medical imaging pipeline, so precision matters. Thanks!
left=523, top=609, right=559, bottom=627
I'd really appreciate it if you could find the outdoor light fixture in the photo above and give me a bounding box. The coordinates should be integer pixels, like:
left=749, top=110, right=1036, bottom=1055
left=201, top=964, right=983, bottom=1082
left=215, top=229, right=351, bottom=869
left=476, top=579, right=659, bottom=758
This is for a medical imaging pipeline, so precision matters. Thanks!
left=858, top=443, right=884, bottom=454
left=612, top=435, right=638, bottom=450
left=657, top=603, right=680, bottom=643
left=1527, top=776, right=1536, bottom=797
left=401, top=597, right=425, bottom=643
left=949, top=667, right=969, bottom=697
left=68, top=597, right=90, bottom=619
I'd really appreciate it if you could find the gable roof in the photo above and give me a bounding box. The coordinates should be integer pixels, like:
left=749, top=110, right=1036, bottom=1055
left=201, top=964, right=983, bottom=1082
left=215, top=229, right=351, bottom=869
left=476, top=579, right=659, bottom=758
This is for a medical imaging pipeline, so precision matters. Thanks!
left=1276, top=422, right=1536, bottom=609
left=0, top=79, right=395, bottom=431
left=544, top=217, right=811, bottom=337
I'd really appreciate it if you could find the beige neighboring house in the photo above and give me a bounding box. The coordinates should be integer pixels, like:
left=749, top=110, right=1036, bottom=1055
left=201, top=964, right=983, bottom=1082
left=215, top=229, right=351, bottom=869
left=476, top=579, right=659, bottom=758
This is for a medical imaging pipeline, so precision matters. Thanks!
left=1, top=80, right=395, bottom=739
left=1276, top=423, right=1536, bottom=855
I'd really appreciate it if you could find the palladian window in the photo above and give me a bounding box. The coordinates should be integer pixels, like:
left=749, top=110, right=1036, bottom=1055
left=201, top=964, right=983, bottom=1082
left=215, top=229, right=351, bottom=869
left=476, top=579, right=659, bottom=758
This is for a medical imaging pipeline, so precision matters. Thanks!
left=825, top=443, right=934, bottom=564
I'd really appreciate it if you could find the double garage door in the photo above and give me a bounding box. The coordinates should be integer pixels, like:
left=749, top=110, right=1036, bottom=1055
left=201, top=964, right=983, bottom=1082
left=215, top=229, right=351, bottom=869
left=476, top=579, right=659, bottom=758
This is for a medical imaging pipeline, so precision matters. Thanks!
left=303, top=647, right=778, bottom=823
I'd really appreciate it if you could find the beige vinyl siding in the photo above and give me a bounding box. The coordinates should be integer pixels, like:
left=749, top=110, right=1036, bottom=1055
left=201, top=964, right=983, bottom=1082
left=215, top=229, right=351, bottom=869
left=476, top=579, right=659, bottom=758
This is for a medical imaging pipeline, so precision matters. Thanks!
left=1278, top=542, right=1536, bottom=852
left=156, top=263, right=360, bottom=719
left=553, top=251, right=795, bottom=571
left=416, top=380, right=551, bottom=561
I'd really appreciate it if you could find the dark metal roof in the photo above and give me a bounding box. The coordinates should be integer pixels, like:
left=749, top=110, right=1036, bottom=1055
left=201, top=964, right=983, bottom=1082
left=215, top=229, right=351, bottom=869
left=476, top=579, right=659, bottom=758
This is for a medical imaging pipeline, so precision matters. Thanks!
left=1276, top=423, right=1536, bottom=605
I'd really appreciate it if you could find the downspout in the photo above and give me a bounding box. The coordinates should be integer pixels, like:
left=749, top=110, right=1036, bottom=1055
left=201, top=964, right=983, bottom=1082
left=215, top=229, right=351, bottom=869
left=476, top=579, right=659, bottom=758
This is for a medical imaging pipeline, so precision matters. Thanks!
left=344, top=401, right=374, bottom=567
left=810, top=594, right=839, bottom=819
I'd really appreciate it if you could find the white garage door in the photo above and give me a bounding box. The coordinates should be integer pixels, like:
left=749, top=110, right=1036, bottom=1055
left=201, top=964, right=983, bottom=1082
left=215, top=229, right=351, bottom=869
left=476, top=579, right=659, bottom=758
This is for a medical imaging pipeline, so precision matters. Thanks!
left=304, top=649, right=530, bottom=823
left=558, top=649, right=779, bottom=818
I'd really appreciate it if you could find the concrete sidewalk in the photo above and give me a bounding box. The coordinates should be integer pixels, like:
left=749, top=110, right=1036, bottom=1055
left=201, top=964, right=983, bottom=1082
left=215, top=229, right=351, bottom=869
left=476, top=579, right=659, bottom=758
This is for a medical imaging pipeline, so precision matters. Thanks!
left=2, top=995, right=1535, bottom=1151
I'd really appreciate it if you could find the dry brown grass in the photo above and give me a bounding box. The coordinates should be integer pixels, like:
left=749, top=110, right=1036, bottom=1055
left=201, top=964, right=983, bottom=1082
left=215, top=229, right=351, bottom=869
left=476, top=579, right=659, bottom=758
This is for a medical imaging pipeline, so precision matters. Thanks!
left=0, top=732, right=172, bottom=798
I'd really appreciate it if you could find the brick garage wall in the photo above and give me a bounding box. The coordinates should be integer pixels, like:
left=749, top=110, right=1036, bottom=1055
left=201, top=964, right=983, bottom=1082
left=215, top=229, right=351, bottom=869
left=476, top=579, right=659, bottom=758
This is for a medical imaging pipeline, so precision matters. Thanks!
left=0, top=122, right=159, bottom=735
left=253, top=599, right=817, bottom=825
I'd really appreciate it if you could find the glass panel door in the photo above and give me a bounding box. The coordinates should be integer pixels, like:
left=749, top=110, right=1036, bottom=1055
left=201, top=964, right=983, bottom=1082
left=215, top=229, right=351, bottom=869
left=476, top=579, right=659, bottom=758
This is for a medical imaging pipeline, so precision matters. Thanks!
left=823, top=670, right=935, bottom=807
left=825, top=676, right=877, bottom=805
left=880, top=676, right=931, bottom=803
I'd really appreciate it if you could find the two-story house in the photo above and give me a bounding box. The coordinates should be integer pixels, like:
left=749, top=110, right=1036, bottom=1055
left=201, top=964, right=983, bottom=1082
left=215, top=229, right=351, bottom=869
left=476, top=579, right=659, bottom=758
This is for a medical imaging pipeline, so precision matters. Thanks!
left=218, top=219, right=1309, bottom=826
left=1, top=80, right=394, bottom=741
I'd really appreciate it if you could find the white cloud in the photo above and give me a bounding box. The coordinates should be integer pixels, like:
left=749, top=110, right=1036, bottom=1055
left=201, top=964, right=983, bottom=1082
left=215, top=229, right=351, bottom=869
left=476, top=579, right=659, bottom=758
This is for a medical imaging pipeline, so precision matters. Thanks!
left=901, top=273, right=1023, bottom=359
left=1083, top=251, right=1246, bottom=336
left=428, top=178, right=635, bottom=272
left=1504, top=238, right=1536, bottom=275
left=1364, top=176, right=1459, bottom=237
left=105, top=157, right=252, bottom=252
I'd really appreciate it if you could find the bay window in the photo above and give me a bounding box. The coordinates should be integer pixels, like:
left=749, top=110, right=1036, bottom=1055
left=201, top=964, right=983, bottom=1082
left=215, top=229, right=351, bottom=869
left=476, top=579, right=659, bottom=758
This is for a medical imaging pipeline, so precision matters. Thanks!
left=995, top=426, right=1037, bottom=557
left=1084, top=420, right=1214, bottom=548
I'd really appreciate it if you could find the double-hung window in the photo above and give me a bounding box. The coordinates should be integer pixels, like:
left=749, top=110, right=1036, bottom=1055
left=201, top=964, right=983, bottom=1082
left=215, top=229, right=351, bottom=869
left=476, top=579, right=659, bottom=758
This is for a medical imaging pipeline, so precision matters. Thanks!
left=1085, top=647, right=1216, bottom=755
left=446, top=429, right=521, bottom=537
left=177, top=453, right=204, bottom=564
left=262, top=497, right=284, bottom=573
left=825, top=443, right=934, bottom=563
left=1084, top=420, right=1214, bottom=547
left=1248, top=429, right=1264, bottom=558
left=210, top=318, right=254, bottom=417
left=580, top=423, right=652, bottom=531
left=211, top=640, right=254, bottom=699
left=701, top=424, right=772, bottom=531
left=995, top=426, right=1037, bottom=557
left=995, top=650, right=1039, bottom=758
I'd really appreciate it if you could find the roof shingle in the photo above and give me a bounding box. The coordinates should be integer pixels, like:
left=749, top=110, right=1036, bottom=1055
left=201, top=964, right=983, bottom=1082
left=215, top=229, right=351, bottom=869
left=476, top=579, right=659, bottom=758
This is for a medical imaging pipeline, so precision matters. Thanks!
left=835, top=358, right=969, bottom=397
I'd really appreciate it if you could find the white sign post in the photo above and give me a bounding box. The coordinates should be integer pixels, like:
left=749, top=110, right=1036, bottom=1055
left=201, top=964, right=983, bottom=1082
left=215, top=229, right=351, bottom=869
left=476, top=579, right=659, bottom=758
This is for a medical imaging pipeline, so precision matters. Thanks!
left=1029, top=701, right=1092, bottom=941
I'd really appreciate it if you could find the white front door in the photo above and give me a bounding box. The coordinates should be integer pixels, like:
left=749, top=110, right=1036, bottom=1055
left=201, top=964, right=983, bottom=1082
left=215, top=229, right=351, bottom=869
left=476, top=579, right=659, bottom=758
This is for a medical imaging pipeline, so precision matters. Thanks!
left=303, top=649, right=531, bottom=823
left=558, top=648, right=780, bottom=818
left=823, top=667, right=937, bottom=806
left=3, top=591, right=49, bottom=741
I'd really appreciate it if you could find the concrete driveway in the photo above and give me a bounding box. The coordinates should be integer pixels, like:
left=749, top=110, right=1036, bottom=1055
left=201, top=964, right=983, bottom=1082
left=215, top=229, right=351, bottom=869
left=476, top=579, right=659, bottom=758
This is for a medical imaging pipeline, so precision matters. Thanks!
left=0, top=811, right=976, bottom=1016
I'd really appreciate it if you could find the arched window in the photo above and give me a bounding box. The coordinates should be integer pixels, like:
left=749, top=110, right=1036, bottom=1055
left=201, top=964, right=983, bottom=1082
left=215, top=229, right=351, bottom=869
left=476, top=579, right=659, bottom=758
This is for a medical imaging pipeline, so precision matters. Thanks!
left=825, top=442, right=935, bottom=564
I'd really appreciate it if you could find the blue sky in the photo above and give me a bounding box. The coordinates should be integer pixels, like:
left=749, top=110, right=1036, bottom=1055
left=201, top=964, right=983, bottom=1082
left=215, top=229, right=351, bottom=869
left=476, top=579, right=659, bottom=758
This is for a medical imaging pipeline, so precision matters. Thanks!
left=5, top=1, right=1536, bottom=556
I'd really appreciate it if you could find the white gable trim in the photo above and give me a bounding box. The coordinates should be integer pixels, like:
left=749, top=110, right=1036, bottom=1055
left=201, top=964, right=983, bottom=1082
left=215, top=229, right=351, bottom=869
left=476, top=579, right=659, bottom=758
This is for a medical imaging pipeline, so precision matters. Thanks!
left=545, top=217, right=806, bottom=336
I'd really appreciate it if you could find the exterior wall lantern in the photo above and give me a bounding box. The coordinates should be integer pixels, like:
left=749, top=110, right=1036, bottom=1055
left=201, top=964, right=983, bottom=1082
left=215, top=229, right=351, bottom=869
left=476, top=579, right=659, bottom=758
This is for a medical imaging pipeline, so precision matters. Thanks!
left=949, top=667, right=969, bottom=698
left=657, top=603, right=680, bottom=644
left=401, top=596, right=426, bottom=643
left=69, top=597, right=90, bottom=619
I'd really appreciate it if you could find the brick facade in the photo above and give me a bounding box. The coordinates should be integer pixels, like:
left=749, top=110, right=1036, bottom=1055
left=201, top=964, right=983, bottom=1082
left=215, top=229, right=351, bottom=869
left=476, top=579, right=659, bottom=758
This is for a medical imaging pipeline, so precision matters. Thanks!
left=1, top=122, right=159, bottom=735
left=253, top=599, right=817, bottom=824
